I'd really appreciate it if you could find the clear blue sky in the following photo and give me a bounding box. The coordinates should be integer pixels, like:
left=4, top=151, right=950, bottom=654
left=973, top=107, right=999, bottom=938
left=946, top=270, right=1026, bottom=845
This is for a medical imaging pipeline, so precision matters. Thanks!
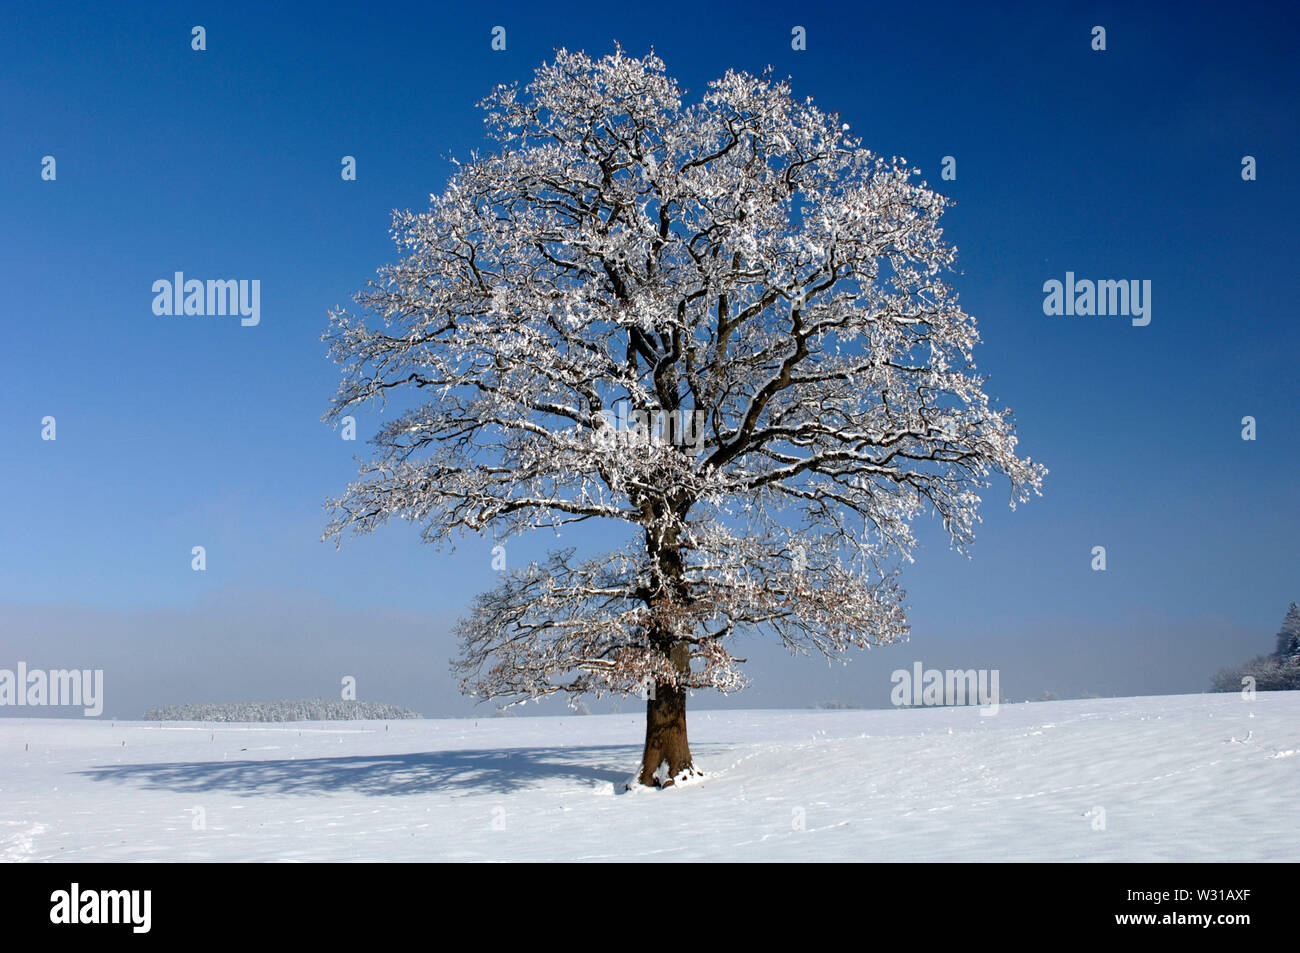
left=2, top=0, right=1297, bottom=717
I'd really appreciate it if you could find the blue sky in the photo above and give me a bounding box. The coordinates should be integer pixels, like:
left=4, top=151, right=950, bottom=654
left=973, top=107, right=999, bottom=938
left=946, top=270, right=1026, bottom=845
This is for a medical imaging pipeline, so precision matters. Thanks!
left=2, top=0, right=1297, bottom=717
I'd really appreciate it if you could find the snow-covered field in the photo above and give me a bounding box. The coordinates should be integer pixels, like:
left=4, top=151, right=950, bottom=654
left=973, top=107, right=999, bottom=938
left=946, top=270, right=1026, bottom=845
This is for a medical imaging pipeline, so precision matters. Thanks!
left=2, top=692, right=1297, bottom=862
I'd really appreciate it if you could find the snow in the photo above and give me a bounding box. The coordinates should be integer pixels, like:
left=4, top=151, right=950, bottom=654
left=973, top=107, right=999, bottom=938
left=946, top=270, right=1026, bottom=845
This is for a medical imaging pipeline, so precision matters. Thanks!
left=2, top=692, right=1297, bottom=862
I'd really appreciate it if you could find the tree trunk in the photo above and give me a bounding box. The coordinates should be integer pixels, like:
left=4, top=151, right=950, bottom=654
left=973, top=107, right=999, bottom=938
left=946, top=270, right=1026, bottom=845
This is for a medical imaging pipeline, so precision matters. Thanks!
left=637, top=640, right=697, bottom=787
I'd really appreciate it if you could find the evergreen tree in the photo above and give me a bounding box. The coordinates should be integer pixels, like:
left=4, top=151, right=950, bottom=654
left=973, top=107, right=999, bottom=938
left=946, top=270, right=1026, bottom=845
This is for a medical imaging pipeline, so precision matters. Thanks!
left=1273, top=602, right=1300, bottom=661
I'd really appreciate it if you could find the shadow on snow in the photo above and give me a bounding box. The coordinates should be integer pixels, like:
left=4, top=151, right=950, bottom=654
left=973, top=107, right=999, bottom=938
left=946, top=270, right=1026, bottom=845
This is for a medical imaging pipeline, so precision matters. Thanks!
left=78, top=745, right=640, bottom=797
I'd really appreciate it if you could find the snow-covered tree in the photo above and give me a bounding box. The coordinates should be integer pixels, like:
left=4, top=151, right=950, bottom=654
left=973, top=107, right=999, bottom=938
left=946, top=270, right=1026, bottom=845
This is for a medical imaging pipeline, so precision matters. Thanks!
left=1274, top=602, right=1300, bottom=661
left=1212, top=654, right=1300, bottom=693
left=143, top=700, right=420, bottom=722
left=1212, top=602, right=1300, bottom=693
left=323, top=48, right=1045, bottom=786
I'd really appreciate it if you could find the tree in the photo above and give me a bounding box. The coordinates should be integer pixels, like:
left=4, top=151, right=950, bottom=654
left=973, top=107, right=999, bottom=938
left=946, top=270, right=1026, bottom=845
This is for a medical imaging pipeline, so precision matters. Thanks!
left=1273, top=602, right=1300, bottom=661
left=1213, top=602, right=1300, bottom=693
left=1212, top=654, right=1300, bottom=693
left=323, top=48, right=1046, bottom=787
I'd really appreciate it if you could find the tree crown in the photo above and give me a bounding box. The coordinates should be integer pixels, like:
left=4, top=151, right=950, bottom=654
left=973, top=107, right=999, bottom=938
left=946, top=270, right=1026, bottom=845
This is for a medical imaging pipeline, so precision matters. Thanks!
left=324, top=47, right=1046, bottom=702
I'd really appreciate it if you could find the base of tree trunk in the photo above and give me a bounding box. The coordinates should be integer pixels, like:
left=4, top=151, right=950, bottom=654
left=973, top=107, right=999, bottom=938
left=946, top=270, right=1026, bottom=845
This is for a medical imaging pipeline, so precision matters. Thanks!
left=635, top=677, right=699, bottom=788
left=627, top=762, right=702, bottom=791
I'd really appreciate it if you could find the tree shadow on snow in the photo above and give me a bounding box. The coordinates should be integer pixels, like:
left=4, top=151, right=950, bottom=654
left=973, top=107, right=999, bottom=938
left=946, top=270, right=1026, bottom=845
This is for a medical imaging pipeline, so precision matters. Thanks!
left=78, top=745, right=638, bottom=797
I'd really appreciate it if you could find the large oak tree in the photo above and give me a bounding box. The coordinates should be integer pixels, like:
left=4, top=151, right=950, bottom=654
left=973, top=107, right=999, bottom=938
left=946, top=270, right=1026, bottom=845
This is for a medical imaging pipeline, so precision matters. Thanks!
left=324, top=47, right=1045, bottom=787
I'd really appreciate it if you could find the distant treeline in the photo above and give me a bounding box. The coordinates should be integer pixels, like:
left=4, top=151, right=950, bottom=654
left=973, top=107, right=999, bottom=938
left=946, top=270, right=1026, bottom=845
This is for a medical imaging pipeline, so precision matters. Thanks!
left=144, top=699, right=421, bottom=722
left=1212, top=603, right=1300, bottom=693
